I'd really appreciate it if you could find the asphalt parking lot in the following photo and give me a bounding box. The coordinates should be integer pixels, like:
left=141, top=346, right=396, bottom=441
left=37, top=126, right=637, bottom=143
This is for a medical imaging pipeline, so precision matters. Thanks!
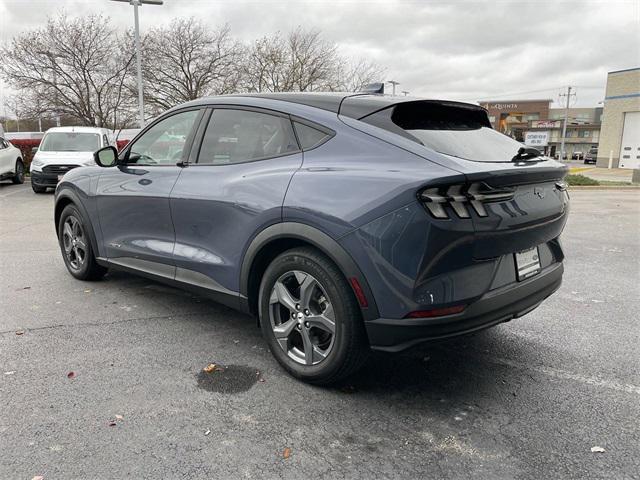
left=1, top=182, right=639, bottom=479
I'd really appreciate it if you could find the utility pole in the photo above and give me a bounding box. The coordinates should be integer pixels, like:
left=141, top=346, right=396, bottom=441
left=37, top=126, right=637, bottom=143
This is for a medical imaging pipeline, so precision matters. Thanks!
left=401, top=90, right=409, bottom=96
left=558, top=86, right=576, bottom=161
left=387, top=80, right=400, bottom=96
left=111, top=0, right=163, bottom=128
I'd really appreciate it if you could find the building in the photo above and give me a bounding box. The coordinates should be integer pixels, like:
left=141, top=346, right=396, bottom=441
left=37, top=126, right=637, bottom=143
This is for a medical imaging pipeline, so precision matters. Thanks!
left=478, top=99, right=552, bottom=142
left=544, top=107, right=602, bottom=159
left=597, top=67, right=640, bottom=169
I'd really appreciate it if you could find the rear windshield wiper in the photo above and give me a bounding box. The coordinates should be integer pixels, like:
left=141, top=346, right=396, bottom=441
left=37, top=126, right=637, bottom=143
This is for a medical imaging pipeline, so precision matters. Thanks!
left=512, top=147, right=543, bottom=162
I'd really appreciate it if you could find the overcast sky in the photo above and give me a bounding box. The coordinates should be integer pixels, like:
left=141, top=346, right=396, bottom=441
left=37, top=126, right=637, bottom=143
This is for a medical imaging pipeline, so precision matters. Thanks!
left=1, top=0, right=638, bottom=112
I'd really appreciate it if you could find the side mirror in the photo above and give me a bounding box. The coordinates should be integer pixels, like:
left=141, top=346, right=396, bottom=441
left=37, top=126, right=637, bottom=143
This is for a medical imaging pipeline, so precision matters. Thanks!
left=31, top=146, right=38, bottom=154
left=94, top=146, right=118, bottom=167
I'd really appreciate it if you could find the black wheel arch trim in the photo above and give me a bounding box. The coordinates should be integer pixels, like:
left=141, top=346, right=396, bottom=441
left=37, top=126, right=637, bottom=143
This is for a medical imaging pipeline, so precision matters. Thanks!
left=54, top=188, right=101, bottom=259
left=240, top=222, right=379, bottom=321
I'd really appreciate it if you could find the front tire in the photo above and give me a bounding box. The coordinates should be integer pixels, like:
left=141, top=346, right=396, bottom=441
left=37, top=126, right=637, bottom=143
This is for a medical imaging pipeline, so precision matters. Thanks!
left=58, top=204, right=107, bottom=280
left=12, top=160, right=24, bottom=184
left=32, top=183, right=47, bottom=193
left=259, top=247, right=368, bottom=385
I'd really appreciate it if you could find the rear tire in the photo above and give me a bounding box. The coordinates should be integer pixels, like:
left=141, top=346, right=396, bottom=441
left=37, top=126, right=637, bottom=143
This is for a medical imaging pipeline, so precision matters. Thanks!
left=12, top=160, right=24, bottom=184
left=258, top=247, right=369, bottom=385
left=58, top=204, right=107, bottom=281
left=32, top=184, right=47, bottom=194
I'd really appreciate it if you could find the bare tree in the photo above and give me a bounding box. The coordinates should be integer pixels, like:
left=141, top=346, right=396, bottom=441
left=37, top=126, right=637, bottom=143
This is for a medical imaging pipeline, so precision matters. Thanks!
left=142, top=19, right=243, bottom=112
left=0, top=14, right=136, bottom=128
left=242, top=27, right=385, bottom=93
left=243, top=27, right=341, bottom=92
left=336, top=58, right=387, bottom=92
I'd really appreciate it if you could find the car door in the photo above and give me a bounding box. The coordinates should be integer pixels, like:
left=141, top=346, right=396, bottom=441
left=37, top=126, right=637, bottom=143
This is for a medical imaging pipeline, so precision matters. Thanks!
left=0, top=138, right=12, bottom=175
left=170, top=106, right=302, bottom=297
left=96, top=108, right=203, bottom=276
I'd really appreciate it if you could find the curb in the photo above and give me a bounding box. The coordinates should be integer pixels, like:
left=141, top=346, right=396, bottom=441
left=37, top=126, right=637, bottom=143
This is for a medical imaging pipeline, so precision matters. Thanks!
left=569, top=185, right=640, bottom=190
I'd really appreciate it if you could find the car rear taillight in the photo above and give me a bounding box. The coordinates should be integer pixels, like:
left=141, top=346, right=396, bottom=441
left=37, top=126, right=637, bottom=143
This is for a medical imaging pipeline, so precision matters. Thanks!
left=419, top=182, right=515, bottom=219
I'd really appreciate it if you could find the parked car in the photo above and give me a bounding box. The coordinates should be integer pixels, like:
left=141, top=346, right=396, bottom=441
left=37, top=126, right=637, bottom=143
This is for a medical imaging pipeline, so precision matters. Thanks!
left=53, top=93, right=569, bottom=384
left=30, top=126, right=114, bottom=193
left=0, top=136, right=25, bottom=185
left=571, top=151, right=584, bottom=160
left=584, top=147, right=598, bottom=164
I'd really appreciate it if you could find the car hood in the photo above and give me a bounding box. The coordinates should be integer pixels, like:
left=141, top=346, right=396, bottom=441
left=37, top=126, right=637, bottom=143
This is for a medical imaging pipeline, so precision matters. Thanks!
left=34, top=151, right=95, bottom=164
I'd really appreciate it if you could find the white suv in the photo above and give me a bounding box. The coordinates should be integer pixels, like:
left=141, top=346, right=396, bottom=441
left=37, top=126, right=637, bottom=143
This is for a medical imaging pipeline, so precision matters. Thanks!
left=30, top=126, right=114, bottom=193
left=0, top=136, right=25, bottom=185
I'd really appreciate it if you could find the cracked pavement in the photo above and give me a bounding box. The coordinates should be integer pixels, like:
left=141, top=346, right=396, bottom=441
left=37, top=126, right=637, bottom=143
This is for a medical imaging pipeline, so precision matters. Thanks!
left=1, top=182, right=639, bottom=479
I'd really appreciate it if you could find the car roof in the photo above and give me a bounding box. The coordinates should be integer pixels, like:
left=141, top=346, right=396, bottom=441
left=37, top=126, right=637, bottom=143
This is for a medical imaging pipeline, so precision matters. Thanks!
left=45, top=126, right=109, bottom=134
left=183, top=93, right=486, bottom=120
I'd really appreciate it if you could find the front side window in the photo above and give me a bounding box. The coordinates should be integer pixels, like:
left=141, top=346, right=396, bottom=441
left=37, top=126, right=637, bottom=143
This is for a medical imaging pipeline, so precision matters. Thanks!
left=39, top=132, right=101, bottom=152
left=126, top=110, right=200, bottom=165
left=197, top=109, right=298, bottom=165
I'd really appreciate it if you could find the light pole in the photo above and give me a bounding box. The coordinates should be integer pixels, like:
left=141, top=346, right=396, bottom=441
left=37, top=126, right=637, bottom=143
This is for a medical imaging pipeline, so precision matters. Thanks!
left=111, top=0, right=163, bottom=128
left=387, top=80, right=400, bottom=96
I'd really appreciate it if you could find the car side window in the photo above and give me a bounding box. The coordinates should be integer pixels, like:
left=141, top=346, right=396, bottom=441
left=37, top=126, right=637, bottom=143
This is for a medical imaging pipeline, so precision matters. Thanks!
left=0, top=138, right=6, bottom=149
left=197, top=109, right=298, bottom=165
left=126, top=110, right=200, bottom=166
left=293, top=122, right=332, bottom=150
left=103, top=134, right=109, bottom=147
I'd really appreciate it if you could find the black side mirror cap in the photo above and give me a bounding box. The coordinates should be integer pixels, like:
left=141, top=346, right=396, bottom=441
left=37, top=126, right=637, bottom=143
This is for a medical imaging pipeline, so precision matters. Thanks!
left=94, top=146, right=119, bottom=167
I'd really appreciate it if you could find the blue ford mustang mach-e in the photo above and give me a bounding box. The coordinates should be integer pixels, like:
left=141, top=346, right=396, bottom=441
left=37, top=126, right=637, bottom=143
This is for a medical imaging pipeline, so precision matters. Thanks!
left=54, top=92, right=569, bottom=384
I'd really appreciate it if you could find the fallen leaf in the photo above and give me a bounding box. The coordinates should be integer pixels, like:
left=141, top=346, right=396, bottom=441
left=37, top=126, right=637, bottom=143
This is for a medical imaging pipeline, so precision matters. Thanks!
left=115, top=414, right=124, bottom=420
left=233, top=340, right=240, bottom=344
left=84, top=289, right=92, bottom=293
left=204, top=429, right=211, bottom=436
left=31, top=476, right=44, bottom=480
left=108, top=421, right=117, bottom=427
left=283, top=447, right=292, bottom=459
left=4, top=371, right=16, bottom=375
left=259, top=378, right=266, bottom=383
left=591, top=446, right=605, bottom=453
left=22, top=286, right=31, bottom=290
left=67, top=371, right=76, bottom=379
left=15, top=330, right=25, bottom=336
left=203, top=363, right=222, bottom=374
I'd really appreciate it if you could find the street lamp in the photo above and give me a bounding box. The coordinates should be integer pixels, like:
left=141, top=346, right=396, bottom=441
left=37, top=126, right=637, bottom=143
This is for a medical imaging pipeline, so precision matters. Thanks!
left=386, top=80, right=400, bottom=96
left=110, top=0, right=163, bottom=128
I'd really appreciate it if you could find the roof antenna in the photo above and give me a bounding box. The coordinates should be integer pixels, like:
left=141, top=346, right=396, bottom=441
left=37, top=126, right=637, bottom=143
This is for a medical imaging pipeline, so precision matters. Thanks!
left=358, top=83, right=385, bottom=94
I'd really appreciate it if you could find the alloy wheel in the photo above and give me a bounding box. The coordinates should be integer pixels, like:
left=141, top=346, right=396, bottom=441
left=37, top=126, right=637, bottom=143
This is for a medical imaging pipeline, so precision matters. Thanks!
left=62, top=215, right=87, bottom=270
left=268, top=270, right=336, bottom=366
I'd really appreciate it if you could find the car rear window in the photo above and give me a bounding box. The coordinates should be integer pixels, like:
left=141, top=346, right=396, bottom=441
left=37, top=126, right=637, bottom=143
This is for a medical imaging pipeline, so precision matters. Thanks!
left=360, top=101, right=529, bottom=163
left=40, top=132, right=101, bottom=152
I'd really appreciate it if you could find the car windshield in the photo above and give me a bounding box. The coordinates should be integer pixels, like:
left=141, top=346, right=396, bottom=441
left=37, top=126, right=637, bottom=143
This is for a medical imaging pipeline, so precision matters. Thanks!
left=40, top=132, right=101, bottom=152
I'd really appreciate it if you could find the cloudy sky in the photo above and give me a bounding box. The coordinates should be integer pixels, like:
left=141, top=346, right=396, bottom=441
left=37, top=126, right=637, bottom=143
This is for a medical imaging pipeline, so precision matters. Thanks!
left=1, top=0, right=638, bottom=112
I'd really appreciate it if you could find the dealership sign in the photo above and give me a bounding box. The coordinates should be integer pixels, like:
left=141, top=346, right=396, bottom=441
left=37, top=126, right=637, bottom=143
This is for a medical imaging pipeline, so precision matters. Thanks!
left=525, top=131, right=549, bottom=147
left=488, top=103, right=519, bottom=110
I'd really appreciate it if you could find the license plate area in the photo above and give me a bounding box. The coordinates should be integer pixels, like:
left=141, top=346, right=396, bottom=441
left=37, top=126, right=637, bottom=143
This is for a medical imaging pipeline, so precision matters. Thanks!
left=515, top=246, right=541, bottom=281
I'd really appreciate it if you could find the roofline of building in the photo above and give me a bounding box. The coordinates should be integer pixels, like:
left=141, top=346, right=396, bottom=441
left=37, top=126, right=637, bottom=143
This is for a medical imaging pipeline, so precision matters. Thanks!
left=608, top=66, right=640, bottom=74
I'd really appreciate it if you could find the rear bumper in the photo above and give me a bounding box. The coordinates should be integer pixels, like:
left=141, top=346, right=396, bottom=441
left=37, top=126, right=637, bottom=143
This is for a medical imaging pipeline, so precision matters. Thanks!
left=31, top=171, right=60, bottom=187
left=365, top=261, right=563, bottom=352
